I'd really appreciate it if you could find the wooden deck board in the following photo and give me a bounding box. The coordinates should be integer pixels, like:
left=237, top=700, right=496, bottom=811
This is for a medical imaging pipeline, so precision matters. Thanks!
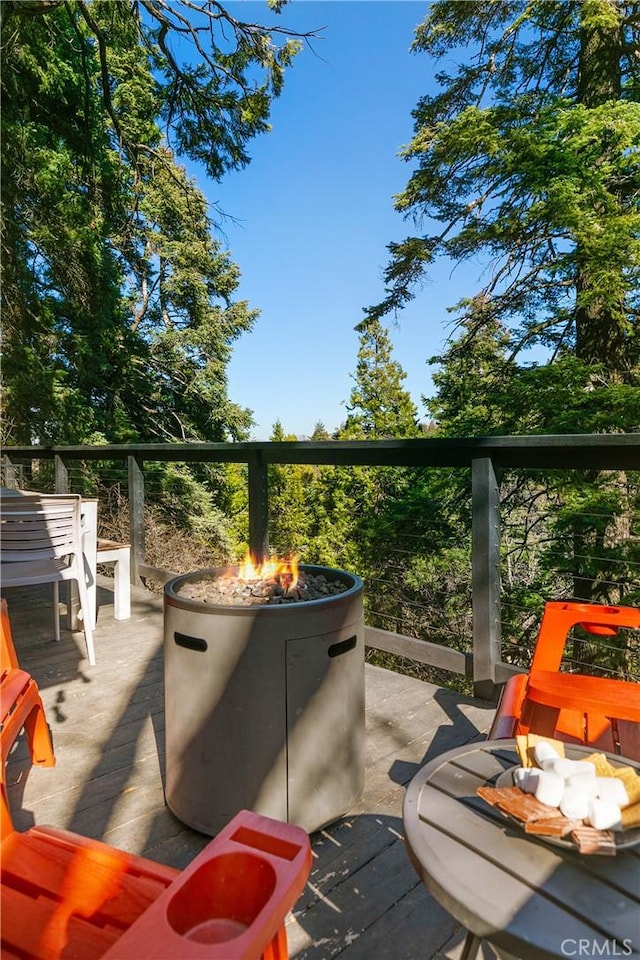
left=3, top=578, right=497, bottom=959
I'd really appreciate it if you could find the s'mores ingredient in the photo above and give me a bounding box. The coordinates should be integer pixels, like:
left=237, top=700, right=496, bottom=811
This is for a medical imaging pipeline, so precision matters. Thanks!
left=587, top=797, right=623, bottom=831
left=516, top=734, right=565, bottom=768
left=571, top=826, right=617, bottom=856
left=560, top=786, right=591, bottom=821
left=525, top=817, right=582, bottom=837
left=621, top=802, right=640, bottom=829
left=534, top=770, right=565, bottom=808
left=512, top=766, right=540, bottom=794
left=613, top=767, right=640, bottom=805
left=585, top=752, right=617, bottom=777
left=476, top=785, right=559, bottom=822
left=533, top=741, right=562, bottom=768
left=595, top=777, right=629, bottom=807
left=566, top=767, right=598, bottom=794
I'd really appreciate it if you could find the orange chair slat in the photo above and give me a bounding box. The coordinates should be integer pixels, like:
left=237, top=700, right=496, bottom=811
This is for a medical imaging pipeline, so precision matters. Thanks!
left=1, top=945, right=24, bottom=960
left=1, top=678, right=55, bottom=768
left=1, top=598, right=55, bottom=781
left=30, top=826, right=179, bottom=884
left=530, top=602, right=640, bottom=674
left=0, top=599, right=19, bottom=672
left=1, top=668, right=34, bottom=714
left=1, top=883, right=122, bottom=960
left=259, top=925, right=289, bottom=960
left=2, top=831, right=176, bottom=928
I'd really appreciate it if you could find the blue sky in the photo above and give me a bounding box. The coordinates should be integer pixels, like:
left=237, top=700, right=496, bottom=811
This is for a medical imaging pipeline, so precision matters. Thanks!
left=201, top=1, right=480, bottom=439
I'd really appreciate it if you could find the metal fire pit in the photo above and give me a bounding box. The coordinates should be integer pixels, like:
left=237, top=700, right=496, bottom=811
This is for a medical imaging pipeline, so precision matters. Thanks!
left=163, top=564, right=364, bottom=835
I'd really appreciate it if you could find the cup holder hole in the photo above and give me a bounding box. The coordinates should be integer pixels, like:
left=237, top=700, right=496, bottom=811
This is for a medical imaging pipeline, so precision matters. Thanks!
left=167, top=852, right=276, bottom=942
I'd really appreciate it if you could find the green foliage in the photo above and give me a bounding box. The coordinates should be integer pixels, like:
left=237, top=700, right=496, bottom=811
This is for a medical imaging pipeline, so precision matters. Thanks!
left=1, top=3, right=279, bottom=447
left=1, top=0, right=308, bottom=555
left=367, top=0, right=639, bottom=381
left=348, top=2, right=640, bottom=681
left=342, top=318, right=420, bottom=439
left=266, top=421, right=317, bottom=558
left=310, top=421, right=331, bottom=441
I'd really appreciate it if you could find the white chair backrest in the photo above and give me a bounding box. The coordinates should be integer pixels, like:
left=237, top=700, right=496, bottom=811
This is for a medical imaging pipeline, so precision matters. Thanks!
left=1, top=496, right=83, bottom=564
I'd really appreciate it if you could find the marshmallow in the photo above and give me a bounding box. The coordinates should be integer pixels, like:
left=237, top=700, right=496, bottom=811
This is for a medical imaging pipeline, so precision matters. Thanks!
left=545, top=758, right=596, bottom=780
left=534, top=770, right=565, bottom=808
left=513, top=767, right=540, bottom=794
left=568, top=760, right=599, bottom=776
left=596, top=777, right=629, bottom=807
left=522, top=768, right=541, bottom=795
left=587, top=798, right=622, bottom=831
left=543, top=758, right=576, bottom=778
left=533, top=741, right=562, bottom=767
left=559, top=786, right=590, bottom=820
left=566, top=767, right=598, bottom=794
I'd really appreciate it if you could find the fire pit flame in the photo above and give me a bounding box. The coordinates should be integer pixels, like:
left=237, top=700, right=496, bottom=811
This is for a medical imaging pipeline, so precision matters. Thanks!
left=234, top=552, right=300, bottom=594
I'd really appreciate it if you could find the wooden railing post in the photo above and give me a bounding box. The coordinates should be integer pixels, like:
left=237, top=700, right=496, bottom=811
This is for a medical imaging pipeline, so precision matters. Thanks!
left=128, top=455, right=145, bottom=585
left=248, top=451, right=269, bottom=563
left=54, top=455, right=69, bottom=494
left=471, top=457, right=502, bottom=700
left=2, top=455, right=18, bottom=489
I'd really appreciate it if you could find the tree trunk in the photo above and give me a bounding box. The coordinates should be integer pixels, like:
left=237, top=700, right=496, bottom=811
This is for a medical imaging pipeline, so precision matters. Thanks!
left=574, top=2, right=626, bottom=375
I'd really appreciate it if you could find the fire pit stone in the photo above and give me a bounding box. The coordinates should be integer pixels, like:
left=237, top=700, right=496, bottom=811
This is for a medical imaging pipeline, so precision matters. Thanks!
left=176, top=568, right=349, bottom=605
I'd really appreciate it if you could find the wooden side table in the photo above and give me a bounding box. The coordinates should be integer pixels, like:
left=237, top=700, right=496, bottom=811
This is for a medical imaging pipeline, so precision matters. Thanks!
left=403, top=739, right=640, bottom=960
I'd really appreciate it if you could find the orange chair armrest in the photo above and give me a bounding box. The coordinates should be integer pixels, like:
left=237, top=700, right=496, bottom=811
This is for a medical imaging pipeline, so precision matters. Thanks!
left=489, top=674, right=528, bottom=739
left=1, top=667, right=33, bottom=710
left=102, top=810, right=311, bottom=960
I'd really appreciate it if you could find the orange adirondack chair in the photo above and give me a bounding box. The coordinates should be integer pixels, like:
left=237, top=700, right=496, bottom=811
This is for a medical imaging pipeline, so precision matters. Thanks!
left=490, top=601, right=640, bottom=760
left=2, top=810, right=311, bottom=960
left=1, top=600, right=311, bottom=960
left=1, top=597, right=56, bottom=825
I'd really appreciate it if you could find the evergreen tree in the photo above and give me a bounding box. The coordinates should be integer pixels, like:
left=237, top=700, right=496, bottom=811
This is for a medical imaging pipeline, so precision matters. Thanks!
left=0, top=0, right=309, bottom=561
left=1, top=0, right=307, bottom=185
left=366, top=0, right=640, bottom=383
left=358, top=0, right=640, bottom=641
left=310, top=421, right=331, bottom=441
left=0, top=1, right=306, bottom=444
left=305, top=321, right=420, bottom=576
left=341, top=317, right=419, bottom=439
left=267, top=420, right=316, bottom=558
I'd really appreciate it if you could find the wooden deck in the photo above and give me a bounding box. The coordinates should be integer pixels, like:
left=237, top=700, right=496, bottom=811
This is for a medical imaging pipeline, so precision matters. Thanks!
left=4, top=578, right=497, bottom=960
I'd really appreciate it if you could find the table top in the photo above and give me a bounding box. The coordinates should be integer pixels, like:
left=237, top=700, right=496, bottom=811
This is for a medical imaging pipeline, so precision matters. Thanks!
left=403, top=739, right=640, bottom=960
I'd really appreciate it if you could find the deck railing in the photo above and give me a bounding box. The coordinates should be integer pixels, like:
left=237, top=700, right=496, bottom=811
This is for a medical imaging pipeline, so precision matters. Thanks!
left=3, top=434, right=639, bottom=698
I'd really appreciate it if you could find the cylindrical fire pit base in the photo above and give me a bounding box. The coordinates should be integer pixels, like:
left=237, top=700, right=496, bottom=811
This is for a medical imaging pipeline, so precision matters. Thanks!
left=164, top=565, right=364, bottom=835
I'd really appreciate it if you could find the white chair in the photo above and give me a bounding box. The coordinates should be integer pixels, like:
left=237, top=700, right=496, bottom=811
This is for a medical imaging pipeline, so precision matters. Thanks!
left=0, top=495, right=96, bottom=665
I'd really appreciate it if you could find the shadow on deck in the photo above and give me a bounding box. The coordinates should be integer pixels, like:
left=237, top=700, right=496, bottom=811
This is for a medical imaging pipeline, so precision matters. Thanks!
left=4, top=578, right=497, bottom=960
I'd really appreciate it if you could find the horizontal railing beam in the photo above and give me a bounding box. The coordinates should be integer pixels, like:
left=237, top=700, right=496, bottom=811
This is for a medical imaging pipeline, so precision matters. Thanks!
left=364, top=626, right=524, bottom=683
left=138, top=563, right=179, bottom=585
left=3, top=434, right=639, bottom=470
left=365, top=625, right=472, bottom=675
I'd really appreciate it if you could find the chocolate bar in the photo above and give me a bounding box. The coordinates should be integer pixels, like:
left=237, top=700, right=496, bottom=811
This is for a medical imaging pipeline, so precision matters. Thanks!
left=570, top=826, right=617, bottom=856
left=525, top=817, right=582, bottom=837
left=476, top=785, right=560, bottom=822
